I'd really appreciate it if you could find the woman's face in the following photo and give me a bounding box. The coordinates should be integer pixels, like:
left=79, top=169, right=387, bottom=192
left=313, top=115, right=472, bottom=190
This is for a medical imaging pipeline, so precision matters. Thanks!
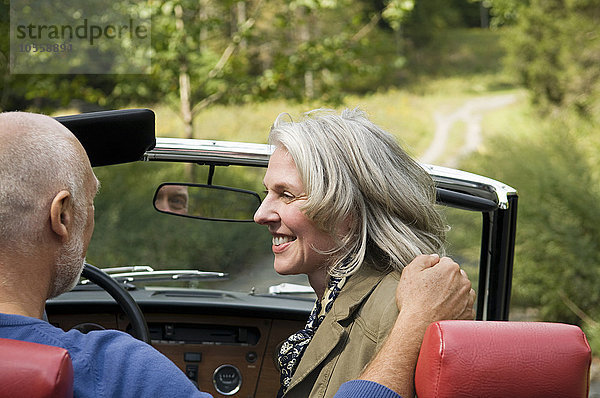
left=254, top=147, right=335, bottom=280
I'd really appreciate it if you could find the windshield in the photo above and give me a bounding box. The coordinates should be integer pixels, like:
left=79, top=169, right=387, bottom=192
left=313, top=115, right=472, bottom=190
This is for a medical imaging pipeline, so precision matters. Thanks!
left=87, top=159, right=313, bottom=295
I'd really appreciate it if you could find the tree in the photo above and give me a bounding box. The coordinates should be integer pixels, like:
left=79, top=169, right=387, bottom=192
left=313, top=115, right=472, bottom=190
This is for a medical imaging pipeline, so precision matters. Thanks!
left=0, top=0, right=153, bottom=112
left=1, top=0, right=427, bottom=117
left=1, top=0, right=424, bottom=118
left=470, top=0, right=600, bottom=353
left=129, top=0, right=420, bottom=138
left=493, top=0, right=600, bottom=122
left=484, top=0, right=525, bottom=27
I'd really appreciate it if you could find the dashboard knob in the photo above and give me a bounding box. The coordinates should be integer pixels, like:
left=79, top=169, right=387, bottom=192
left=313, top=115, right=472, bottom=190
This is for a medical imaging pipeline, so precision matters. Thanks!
left=213, top=364, right=242, bottom=395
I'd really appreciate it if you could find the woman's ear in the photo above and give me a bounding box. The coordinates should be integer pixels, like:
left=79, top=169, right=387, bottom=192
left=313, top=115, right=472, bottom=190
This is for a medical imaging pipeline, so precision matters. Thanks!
left=50, top=190, right=72, bottom=242
left=337, top=213, right=354, bottom=236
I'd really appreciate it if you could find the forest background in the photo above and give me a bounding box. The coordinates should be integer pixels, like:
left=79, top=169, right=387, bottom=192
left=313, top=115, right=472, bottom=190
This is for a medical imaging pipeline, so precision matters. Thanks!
left=2, top=0, right=600, bottom=353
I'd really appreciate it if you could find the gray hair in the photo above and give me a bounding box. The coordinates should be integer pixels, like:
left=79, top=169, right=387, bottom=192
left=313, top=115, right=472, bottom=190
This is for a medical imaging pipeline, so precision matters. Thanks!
left=269, top=108, right=446, bottom=277
left=0, top=112, right=90, bottom=250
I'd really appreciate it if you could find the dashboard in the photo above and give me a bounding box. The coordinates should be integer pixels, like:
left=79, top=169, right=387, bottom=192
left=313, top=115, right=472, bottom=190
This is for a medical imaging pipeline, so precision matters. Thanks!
left=46, top=288, right=312, bottom=397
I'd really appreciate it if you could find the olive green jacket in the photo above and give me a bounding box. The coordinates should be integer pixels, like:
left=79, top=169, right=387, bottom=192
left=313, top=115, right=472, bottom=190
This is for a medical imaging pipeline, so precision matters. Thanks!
left=283, top=264, right=401, bottom=398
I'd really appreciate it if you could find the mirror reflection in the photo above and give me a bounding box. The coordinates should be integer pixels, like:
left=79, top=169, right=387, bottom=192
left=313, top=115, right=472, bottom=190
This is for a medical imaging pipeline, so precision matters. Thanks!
left=155, top=184, right=189, bottom=215
left=154, top=183, right=261, bottom=222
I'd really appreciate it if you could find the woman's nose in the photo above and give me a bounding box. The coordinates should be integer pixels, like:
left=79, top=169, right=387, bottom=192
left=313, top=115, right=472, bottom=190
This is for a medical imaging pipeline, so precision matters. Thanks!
left=254, top=196, right=278, bottom=225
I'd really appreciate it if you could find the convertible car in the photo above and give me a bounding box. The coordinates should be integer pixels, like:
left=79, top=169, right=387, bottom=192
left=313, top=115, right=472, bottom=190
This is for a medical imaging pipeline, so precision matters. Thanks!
left=31, top=109, right=589, bottom=397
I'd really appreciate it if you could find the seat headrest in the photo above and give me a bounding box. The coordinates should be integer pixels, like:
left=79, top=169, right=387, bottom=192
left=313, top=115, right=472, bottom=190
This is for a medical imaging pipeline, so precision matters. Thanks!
left=0, top=338, right=74, bottom=398
left=415, top=320, right=591, bottom=398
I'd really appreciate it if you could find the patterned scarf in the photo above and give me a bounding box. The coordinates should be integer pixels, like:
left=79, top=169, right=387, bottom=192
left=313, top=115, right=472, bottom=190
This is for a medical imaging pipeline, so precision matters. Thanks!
left=277, top=276, right=347, bottom=397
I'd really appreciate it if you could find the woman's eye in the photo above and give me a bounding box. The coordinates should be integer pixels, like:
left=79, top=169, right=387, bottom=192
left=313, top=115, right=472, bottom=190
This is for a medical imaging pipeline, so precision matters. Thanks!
left=282, top=192, right=296, bottom=201
left=263, top=188, right=303, bottom=203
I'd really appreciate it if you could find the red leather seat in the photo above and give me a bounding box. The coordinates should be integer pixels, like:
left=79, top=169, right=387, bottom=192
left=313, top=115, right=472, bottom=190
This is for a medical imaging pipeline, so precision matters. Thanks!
left=0, top=338, right=74, bottom=398
left=415, top=320, right=591, bottom=398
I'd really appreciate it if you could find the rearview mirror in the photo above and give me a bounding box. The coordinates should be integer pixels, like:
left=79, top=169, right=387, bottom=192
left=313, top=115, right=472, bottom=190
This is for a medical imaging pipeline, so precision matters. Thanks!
left=153, top=183, right=261, bottom=222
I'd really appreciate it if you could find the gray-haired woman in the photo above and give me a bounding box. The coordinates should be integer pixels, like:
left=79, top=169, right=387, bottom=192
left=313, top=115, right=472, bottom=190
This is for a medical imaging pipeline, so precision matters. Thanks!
left=254, top=108, right=448, bottom=398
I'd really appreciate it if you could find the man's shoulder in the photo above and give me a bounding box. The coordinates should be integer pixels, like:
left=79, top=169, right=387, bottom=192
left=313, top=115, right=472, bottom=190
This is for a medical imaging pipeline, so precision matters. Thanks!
left=0, top=312, right=69, bottom=347
left=0, top=313, right=162, bottom=366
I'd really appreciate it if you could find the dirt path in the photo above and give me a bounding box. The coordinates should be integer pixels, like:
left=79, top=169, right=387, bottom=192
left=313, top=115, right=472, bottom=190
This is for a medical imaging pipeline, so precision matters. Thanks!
left=419, top=94, right=518, bottom=167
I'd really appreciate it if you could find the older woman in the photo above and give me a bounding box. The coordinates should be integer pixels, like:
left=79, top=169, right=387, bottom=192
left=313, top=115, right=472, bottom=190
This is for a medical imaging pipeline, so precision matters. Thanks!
left=254, top=108, right=449, bottom=398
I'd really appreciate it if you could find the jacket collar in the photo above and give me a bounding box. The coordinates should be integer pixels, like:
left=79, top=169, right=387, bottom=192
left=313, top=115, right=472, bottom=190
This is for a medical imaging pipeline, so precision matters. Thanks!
left=286, top=264, right=387, bottom=392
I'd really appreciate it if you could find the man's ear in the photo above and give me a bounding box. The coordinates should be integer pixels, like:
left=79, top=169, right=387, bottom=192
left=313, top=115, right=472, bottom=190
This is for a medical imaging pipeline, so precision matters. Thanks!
left=50, top=190, right=72, bottom=242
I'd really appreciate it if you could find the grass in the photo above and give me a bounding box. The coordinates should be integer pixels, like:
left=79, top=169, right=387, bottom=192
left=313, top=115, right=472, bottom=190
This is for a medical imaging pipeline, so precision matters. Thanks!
left=151, top=85, right=523, bottom=163
left=445, top=120, right=467, bottom=164
left=479, top=91, right=532, bottom=141
left=150, top=94, right=436, bottom=157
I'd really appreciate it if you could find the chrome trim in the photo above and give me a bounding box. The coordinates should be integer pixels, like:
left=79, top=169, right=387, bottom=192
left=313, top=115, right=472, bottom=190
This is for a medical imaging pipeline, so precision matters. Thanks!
left=422, top=164, right=517, bottom=210
left=81, top=270, right=228, bottom=285
left=145, top=138, right=517, bottom=209
left=102, top=266, right=154, bottom=274
left=144, top=137, right=272, bottom=166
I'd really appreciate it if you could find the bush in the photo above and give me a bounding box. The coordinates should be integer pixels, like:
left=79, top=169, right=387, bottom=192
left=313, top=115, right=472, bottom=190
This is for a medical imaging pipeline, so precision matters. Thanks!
left=501, top=0, right=600, bottom=122
left=463, top=114, right=600, bottom=328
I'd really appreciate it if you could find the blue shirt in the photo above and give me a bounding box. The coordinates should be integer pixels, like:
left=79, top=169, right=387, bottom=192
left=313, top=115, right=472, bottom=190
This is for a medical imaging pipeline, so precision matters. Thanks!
left=0, top=313, right=400, bottom=398
left=334, top=380, right=401, bottom=398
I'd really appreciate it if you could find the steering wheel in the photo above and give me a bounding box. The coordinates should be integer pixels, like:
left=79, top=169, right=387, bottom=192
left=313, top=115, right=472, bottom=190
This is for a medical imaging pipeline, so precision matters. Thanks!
left=81, top=263, right=151, bottom=344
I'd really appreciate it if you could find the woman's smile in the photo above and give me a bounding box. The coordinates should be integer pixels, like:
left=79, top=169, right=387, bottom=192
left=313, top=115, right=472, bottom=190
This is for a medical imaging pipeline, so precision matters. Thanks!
left=272, top=235, right=297, bottom=253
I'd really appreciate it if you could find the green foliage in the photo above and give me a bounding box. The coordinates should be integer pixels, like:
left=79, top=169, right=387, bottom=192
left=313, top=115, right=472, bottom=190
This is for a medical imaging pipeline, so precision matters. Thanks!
left=382, top=0, right=415, bottom=31
left=1, top=0, right=487, bottom=114
left=463, top=114, right=600, bottom=326
left=458, top=0, right=600, bottom=346
left=404, top=28, right=509, bottom=80
left=403, top=0, right=481, bottom=45
left=583, top=323, right=600, bottom=355
left=499, top=0, right=600, bottom=122
left=0, top=0, right=152, bottom=111
left=485, top=0, right=526, bottom=27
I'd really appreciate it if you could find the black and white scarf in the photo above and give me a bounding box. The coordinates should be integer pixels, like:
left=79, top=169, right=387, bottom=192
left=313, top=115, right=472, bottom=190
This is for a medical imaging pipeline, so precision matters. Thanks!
left=277, top=276, right=347, bottom=397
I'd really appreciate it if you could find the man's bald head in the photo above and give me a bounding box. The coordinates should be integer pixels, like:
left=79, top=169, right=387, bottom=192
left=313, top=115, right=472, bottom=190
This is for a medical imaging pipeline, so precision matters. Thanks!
left=0, top=112, right=97, bottom=251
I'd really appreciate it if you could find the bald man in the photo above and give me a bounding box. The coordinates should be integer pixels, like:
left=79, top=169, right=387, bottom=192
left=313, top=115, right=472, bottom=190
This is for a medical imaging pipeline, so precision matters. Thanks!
left=0, top=112, right=97, bottom=317
left=0, top=112, right=212, bottom=397
left=0, top=112, right=474, bottom=398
